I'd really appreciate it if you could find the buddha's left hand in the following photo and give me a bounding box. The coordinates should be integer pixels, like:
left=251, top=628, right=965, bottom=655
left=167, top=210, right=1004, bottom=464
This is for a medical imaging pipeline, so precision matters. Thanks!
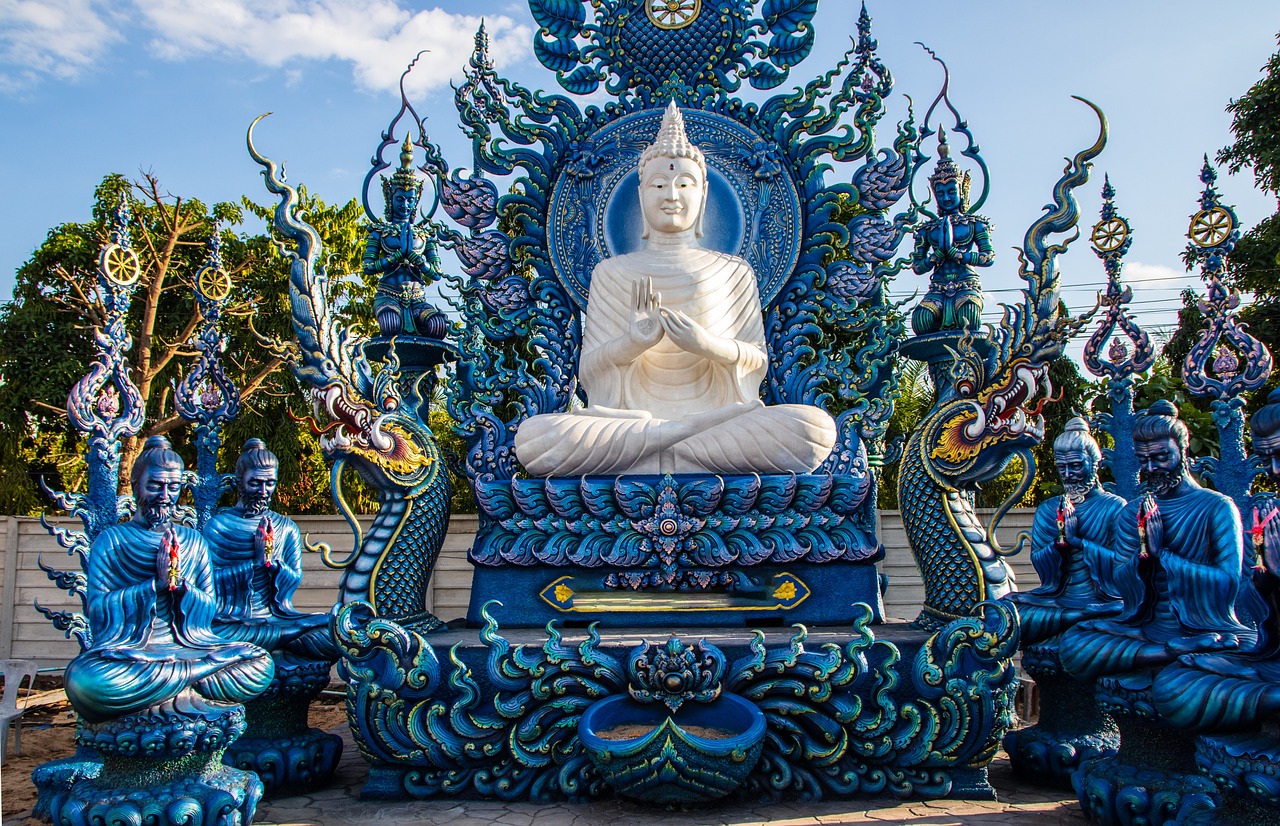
left=659, top=308, right=738, bottom=364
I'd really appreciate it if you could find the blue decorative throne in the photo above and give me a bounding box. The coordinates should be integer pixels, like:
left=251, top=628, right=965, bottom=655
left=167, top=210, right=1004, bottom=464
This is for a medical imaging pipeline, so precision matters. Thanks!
left=446, top=5, right=905, bottom=629
left=252, top=0, right=1049, bottom=805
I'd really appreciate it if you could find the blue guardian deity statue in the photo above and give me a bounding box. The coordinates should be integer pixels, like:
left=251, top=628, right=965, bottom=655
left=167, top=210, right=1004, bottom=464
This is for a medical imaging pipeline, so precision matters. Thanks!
left=1060, top=400, right=1256, bottom=681
left=204, top=439, right=338, bottom=663
left=367, top=136, right=449, bottom=340
left=1010, top=417, right=1127, bottom=645
left=63, top=436, right=274, bottom=723
left=910, top=130, right=994, bottom=335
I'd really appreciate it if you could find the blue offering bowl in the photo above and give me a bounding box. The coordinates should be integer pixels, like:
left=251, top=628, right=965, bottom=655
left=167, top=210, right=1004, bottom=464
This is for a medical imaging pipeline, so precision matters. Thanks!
left=579, top=692, right=766, bottom=804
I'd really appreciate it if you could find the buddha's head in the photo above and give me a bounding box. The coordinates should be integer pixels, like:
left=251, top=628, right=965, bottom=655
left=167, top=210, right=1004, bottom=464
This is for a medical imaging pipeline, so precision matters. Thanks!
left=1251, top=387, right=1280, bottom=481
left=1053, top=417, right=1101, bottom=503
left=381, top=135, right=423, bottom=224
left=1133, top=400, right=1192, bottom=497
left=234, top=438, right=279, bottom=516
left=130, top=435, right=185, bottom=529
left=929, top=129, right=968, bottom=217
left=637, top=102, right=708, bottom=240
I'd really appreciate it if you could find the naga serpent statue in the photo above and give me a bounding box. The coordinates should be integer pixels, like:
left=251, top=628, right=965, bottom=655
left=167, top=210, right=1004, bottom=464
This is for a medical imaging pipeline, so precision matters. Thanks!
left=900, top=97, right=1106, bottom=630
left=247, top=115, right=452, bottom=633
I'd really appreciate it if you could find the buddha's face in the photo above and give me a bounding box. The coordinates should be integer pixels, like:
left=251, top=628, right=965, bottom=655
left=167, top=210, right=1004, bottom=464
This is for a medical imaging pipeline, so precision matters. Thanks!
left=1054, top=446, right=1096, bottom=503
left=1256, top=433, right=1280, bottom=481
left=640, top=156, right=704, bottom=235
left=1136, top=436, right=1185, bottom=497
left=238, top=465, right=278, bottom=516
left=934, top=180, right=961, bottom=215
left=135, top=462, right=184, bottom=528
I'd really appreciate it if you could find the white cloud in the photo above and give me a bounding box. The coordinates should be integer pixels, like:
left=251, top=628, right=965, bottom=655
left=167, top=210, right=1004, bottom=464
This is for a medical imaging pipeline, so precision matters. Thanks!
left=0, top=0, right=531, bottom=96
left=131, top=0, right=532, bottom=96
left=0, top=0, right=121, bottom=91
left=1123, top=260, right=1194, bottom=286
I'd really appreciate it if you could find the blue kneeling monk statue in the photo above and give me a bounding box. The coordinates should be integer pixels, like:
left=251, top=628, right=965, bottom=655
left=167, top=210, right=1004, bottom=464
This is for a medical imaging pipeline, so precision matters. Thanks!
left=1009, top=417, right=1126, bottom=645
left=1060, top=401, right=1257, bottom=682
left=205, top=439, right=339, bottom=662
left=64, top=436, right=275, bottom=723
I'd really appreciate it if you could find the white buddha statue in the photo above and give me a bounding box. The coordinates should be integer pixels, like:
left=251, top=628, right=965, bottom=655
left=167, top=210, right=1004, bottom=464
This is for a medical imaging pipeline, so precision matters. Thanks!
left=515, top=103, right=837, bottom=476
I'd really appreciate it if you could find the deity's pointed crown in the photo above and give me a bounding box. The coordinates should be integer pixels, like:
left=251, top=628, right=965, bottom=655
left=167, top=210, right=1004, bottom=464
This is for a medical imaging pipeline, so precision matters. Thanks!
left=381, top=135, right=425, bottom=214
left=928, top=128, right=971, bottom=208
left=639, top=102, right=707, bottom=177
left=929, top=128, right=962, bottom=187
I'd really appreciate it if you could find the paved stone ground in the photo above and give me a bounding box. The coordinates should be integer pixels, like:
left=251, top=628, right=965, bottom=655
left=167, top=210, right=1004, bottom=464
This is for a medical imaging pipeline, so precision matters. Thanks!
left=256, top=727, right=1088, bottom=826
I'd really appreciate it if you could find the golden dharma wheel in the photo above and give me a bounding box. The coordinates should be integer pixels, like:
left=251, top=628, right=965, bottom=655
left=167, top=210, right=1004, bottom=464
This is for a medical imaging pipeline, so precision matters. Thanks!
left=1189, top=206, right=1234, bottom=249
left=198, top=266, right=233, bottom=302
left=101, top=244, right=141, bottom=287
left=647, top=0, right=700, bottom=29
left=1090, top=217, right=1129, bottom=253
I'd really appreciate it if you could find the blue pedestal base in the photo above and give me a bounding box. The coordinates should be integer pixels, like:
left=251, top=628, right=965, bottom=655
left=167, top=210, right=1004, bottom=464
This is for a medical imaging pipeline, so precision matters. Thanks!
left=1164, top=727, right=1280, bottom=826
left=1004, top=642, right=1119, bottom=789
left=469, top=473, right=882, bottom=629
left=50, top=693, right=261, bottom=826
left=52, top=758, right=262, bottom=826
left=335, top=599, right=1019, bottom=803
left=30, top=747, right=101, bottom=822
left=468, top=561, right=884, bottom=628
left=222, top=658, right=342, bottom=797
left=1073, top=674, right=1219, bottom=826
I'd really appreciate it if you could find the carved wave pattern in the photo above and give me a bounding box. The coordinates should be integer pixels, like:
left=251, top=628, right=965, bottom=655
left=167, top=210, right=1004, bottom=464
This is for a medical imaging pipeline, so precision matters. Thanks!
left=470, top=473, right=877, bottom=568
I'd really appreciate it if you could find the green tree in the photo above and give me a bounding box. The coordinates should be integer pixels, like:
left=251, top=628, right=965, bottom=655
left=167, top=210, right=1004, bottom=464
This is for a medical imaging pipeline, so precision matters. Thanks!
left=1218, top=29, right=1280, bottom=400
left=0, top=174, right=369, bottom=515
left=877, top=358, right=930, bottom=508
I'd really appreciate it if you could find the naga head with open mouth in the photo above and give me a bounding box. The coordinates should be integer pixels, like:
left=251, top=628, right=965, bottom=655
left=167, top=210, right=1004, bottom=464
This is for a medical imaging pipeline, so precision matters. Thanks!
left=924, top=333, right=1056, bottom=485
left=299, top=363, right=435, bottom=494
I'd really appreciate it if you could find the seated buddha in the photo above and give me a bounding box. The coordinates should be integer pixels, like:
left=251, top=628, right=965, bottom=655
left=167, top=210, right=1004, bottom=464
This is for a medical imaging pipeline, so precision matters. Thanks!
left=1059, top=402, right=1257, bottom=683
left=204, top=439, right=339, bottom=663
left=1008, top=417, right=1126, bottom=645
left=1154, top=389, right=1280, bottom=731
left=515, top=102, right=836, bottom=476
left=63, top=436, right=274, bottom=723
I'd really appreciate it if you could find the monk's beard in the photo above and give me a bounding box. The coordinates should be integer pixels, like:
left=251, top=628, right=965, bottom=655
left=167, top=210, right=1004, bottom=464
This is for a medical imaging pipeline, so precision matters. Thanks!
left=140, top=500, right=176, bottom=528
left=1141, top=462, right=1184, bottom=497
left=240, top=491, right=272, bottom=516
left=1063, top=480, right=1094, bottom=505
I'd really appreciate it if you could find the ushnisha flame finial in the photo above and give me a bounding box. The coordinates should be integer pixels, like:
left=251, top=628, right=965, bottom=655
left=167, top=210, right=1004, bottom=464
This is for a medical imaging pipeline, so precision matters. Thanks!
left=639, top=101, right=706, bottom=176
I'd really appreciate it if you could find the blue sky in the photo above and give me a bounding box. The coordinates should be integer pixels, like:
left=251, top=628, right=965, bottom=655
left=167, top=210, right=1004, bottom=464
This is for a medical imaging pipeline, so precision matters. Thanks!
left=1, top=0, right=1278, bottom=352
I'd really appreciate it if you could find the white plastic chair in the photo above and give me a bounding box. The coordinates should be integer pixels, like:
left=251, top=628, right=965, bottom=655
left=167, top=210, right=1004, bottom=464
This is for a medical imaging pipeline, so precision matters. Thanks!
left=0, top=659, right=38, bottom=765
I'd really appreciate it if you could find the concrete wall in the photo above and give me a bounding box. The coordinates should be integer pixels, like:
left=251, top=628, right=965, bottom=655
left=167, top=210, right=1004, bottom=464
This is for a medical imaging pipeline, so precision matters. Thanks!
left=0, top=510, right=1038, bottom=670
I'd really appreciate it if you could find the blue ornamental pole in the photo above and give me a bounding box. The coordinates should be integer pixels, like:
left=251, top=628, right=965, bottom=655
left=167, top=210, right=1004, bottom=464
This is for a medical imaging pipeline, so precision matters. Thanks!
left=31, top=193, right=147, bottom=820
left=36, top=193, right=147, bottom=644
left=1181, top=157, right=1272, bottom=514
left=1083, top=176, right=1154, bottom=501
left=175, top=229, right=240, bottom=530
